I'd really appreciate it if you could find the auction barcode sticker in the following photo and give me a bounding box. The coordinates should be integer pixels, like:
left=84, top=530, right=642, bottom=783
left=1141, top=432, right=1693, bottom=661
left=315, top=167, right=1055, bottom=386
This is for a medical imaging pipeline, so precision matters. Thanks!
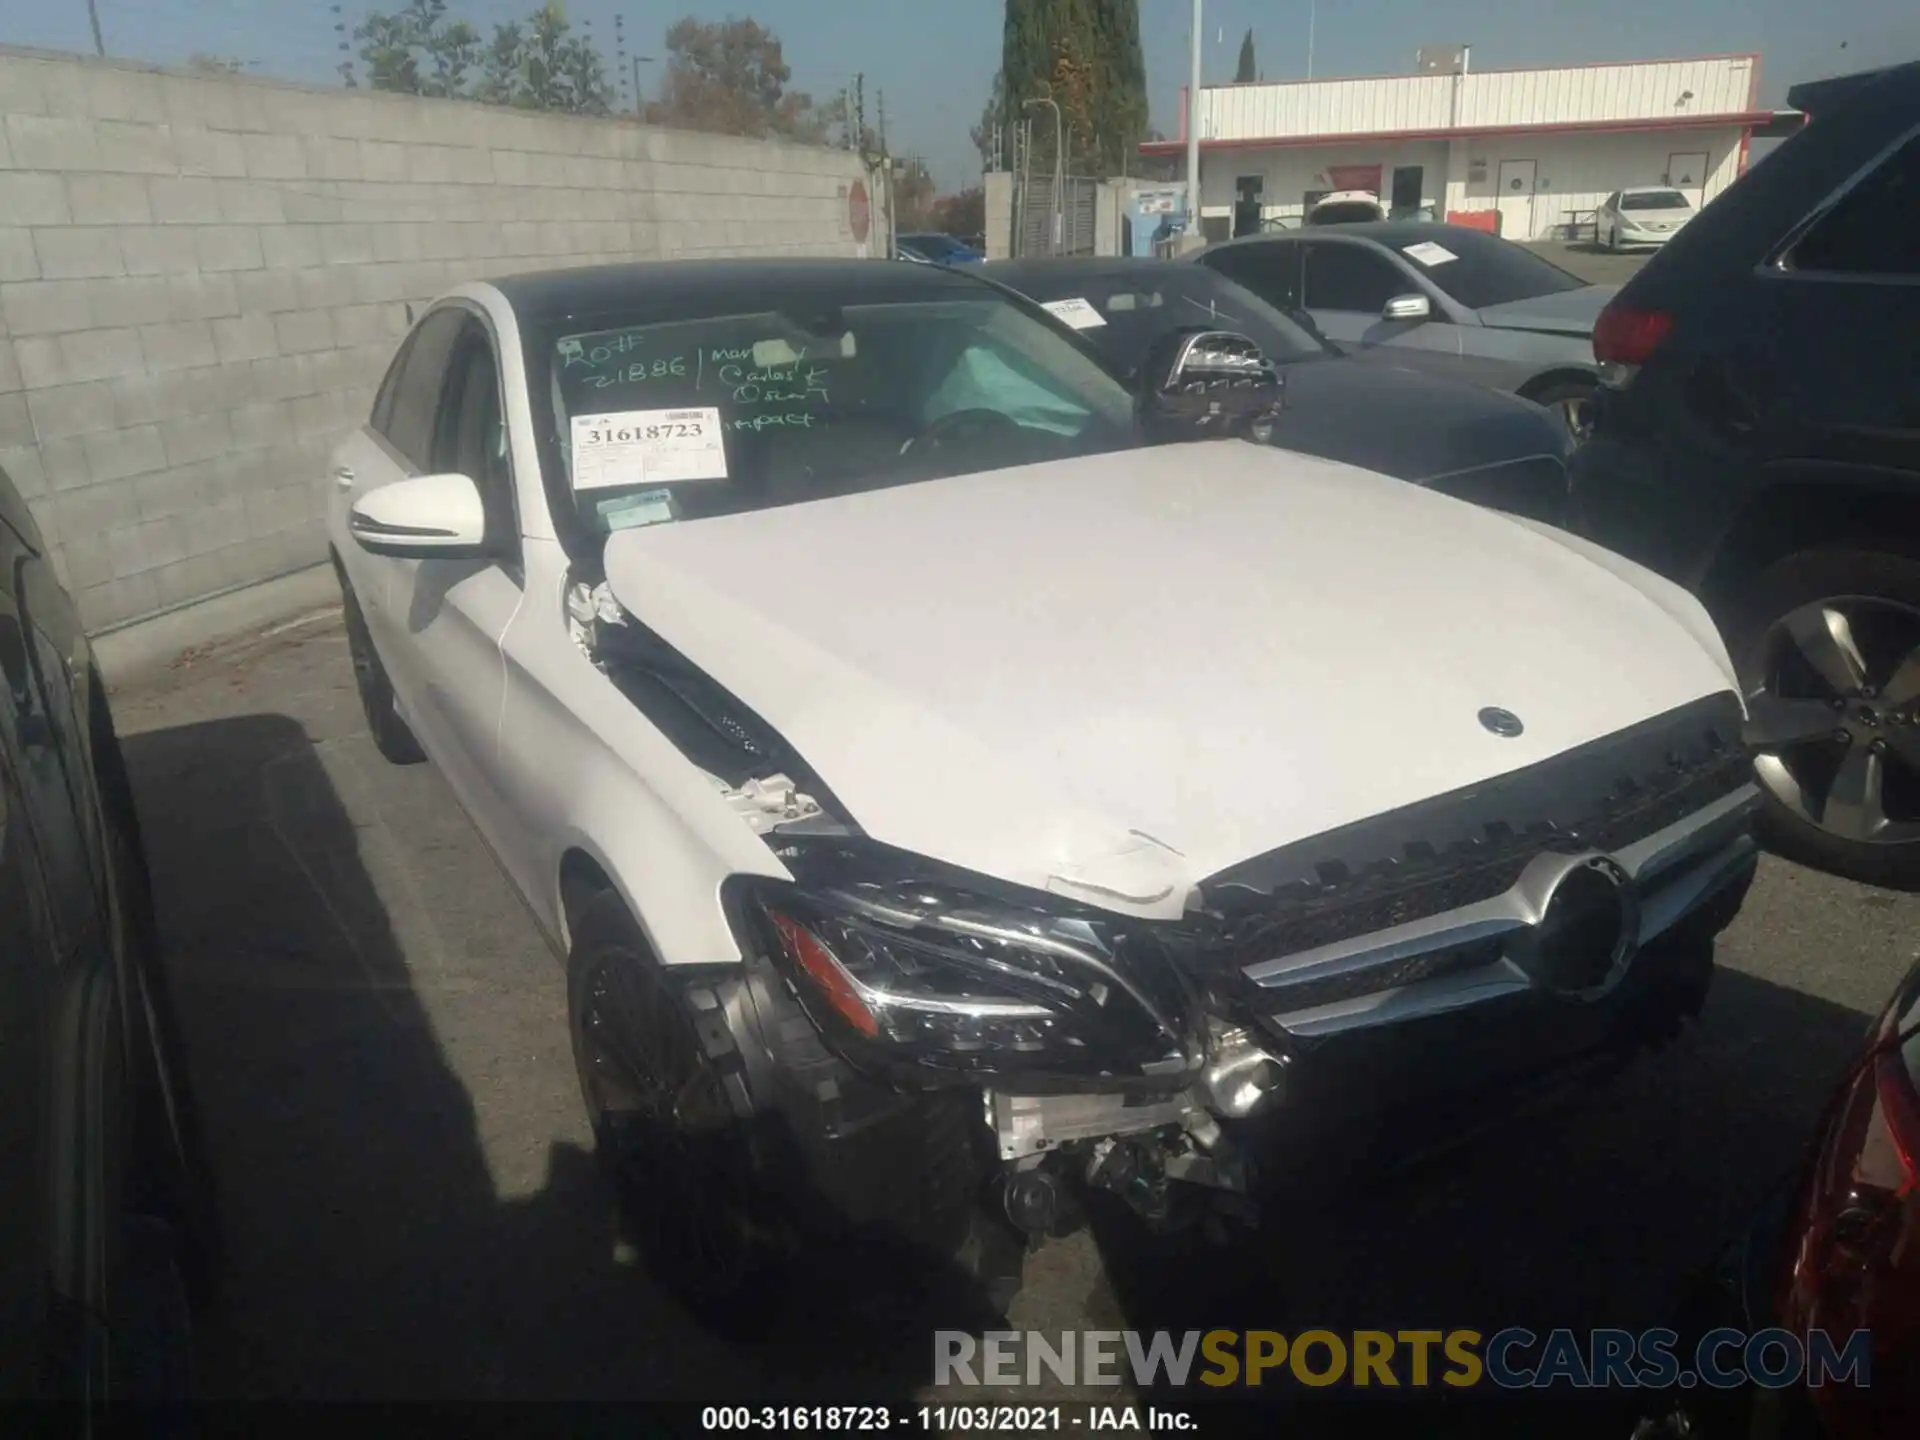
left=1040, top=297, right=1108, bottom=329
left=570, top=406, right=728, bottom=490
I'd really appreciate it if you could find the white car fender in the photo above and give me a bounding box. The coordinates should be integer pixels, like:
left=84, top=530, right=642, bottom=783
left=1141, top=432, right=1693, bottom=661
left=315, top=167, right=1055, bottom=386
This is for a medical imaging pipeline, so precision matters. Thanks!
left=491, top=541, right=794, bottom=967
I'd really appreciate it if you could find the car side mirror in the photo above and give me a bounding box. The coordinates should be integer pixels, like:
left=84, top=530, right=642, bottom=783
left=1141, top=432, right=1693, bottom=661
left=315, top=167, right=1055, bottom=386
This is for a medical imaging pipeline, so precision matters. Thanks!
left=1382, top=293, right=1431, bottom=322
left=348, top=472, right=490, bottom=559
left=1138, top=328, right=1283, bottom=439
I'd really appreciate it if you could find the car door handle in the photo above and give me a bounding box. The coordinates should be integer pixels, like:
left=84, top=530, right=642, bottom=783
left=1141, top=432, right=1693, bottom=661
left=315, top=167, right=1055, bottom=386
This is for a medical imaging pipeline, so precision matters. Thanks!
left=334, top=466, right=356, bottom=489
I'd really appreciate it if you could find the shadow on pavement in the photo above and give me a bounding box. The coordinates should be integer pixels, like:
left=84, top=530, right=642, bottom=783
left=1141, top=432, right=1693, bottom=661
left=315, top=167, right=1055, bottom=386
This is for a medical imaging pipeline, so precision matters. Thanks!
left=1081, top=964, right=1870, bottom=1436
left=121, top=713, right=998, bottom=1402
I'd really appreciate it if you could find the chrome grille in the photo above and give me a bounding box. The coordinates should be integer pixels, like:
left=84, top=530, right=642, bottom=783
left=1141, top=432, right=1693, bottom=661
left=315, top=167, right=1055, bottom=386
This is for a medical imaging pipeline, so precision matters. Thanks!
left=1202, top=694, right=1749, bottom=982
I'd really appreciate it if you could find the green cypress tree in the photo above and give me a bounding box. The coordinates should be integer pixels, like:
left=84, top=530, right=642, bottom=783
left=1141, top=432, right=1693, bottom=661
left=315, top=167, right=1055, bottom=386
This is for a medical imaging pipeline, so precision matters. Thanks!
left=998, top=0, right=1146, bottom=176
left=1236, top=28, right=1257, bottom=83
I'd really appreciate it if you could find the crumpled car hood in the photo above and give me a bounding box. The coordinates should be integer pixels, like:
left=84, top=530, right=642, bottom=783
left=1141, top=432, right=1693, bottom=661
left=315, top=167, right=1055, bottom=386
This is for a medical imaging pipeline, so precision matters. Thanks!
left=603, top=441, right=1736, bottom=919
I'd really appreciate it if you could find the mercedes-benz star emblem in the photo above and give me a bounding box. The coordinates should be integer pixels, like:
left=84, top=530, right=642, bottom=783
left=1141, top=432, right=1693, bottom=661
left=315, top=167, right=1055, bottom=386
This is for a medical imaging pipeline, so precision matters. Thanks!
left=1478, top=706, right=1525, bottom=738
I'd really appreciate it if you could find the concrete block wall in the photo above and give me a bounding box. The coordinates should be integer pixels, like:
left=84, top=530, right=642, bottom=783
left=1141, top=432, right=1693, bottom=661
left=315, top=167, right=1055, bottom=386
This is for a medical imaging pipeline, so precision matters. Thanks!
left=0, top=47, right=882, bottom=632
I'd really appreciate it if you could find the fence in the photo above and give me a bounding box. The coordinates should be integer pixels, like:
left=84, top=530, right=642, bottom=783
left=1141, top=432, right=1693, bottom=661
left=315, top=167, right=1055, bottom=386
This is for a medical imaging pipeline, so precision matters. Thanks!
left=1012, top=174, right=1098, bottom=258
left=0, top=45, right=883, bottom=634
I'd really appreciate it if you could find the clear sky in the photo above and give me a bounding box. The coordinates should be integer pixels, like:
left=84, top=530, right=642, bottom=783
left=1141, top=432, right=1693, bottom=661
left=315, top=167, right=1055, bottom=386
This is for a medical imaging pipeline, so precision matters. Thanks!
left=7, top=0, right=1917, bottom=188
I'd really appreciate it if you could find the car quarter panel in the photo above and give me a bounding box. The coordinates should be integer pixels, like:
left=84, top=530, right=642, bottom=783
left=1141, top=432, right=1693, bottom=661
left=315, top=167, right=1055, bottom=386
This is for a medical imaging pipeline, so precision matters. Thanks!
left=489, top=538, right=794, bottom=965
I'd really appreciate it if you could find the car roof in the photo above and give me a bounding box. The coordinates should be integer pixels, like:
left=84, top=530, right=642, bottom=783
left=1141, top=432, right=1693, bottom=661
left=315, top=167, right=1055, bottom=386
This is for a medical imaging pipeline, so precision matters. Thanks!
left=986, top=256, right=1187, bottom=282
left=488, top=257, right=987, bottom=323
left=1787, top=60, right=1920, bottom=116
left=1203, top=220, right=1486, bottom=252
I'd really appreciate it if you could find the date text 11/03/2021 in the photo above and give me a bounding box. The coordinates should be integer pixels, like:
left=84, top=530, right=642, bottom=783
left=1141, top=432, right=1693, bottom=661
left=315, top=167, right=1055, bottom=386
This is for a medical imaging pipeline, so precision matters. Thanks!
left=701, top=1407, right=1195, bottom=1432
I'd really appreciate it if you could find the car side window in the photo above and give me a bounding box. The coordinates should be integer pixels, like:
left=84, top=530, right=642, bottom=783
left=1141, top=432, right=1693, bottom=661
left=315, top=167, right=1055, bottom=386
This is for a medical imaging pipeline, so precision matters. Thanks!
left=433, top=329, right=519, bottom=555
left=1205, top=242, right=1302, bottom=310
left=377, top=309, right=467, bottom=471
left=1791, top=133, right=1920, bottom=277
left=369, top=332, right=413, bottom=435
left=1302, top=244, right=1407, bottom=313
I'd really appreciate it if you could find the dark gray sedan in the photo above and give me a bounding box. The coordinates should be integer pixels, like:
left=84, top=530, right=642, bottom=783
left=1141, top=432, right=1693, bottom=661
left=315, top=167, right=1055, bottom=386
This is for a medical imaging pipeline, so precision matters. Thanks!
left=986, top=256, right=1576, bottom=523
left=1192, top=223, right=1615, bottom=440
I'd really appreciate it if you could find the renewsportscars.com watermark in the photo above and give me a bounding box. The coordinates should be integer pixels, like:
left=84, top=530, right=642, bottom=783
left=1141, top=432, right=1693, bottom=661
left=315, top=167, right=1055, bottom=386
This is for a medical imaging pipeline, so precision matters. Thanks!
left=935, top=1328, right=1873, bottom=1391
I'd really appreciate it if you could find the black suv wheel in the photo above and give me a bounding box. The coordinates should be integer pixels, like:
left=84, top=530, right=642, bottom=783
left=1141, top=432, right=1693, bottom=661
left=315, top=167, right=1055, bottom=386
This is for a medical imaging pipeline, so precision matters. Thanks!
left=1731, top=547, right=1920, bottom=888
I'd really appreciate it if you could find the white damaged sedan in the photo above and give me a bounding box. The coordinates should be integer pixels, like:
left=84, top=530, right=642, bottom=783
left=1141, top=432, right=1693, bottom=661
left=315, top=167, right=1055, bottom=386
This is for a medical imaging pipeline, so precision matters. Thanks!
left=327, top=258, right=1758, bottom=1326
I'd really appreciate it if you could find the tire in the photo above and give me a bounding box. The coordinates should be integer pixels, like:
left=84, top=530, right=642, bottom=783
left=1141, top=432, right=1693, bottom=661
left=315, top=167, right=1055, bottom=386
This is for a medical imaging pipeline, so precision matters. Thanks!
left=337, top=568, right=425, bottom=765
left=565, top=891, right=1000, bottom=1337
left=1726, top=546, right=1920, bottom=888
left=1529, top=378, right=1599, bottom=445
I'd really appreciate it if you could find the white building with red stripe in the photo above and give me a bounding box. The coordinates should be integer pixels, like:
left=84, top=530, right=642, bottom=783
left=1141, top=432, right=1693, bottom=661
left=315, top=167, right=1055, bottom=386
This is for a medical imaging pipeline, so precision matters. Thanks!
left=1141, top=52, right=1784, bottom=242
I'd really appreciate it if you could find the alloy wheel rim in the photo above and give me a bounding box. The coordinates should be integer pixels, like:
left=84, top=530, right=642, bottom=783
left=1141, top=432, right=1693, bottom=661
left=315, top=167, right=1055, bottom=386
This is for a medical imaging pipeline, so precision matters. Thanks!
left=1745, top=595, right=1920, bottom=846
left=576, top=957, right=765, bottom=1292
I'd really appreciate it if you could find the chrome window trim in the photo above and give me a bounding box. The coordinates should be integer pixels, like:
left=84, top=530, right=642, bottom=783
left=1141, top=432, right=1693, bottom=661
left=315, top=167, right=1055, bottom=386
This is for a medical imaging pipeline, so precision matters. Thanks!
left=1758, top=118, right=1920, bottom=285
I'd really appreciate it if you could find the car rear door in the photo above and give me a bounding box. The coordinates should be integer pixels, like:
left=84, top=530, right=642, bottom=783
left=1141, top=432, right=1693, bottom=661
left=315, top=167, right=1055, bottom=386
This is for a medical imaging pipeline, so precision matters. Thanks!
left=1298, top=238, right=1465, bottom=379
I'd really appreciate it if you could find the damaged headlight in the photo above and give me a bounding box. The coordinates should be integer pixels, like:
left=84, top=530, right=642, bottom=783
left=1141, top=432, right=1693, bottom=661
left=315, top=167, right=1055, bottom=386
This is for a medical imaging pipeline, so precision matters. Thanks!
left=734, top=866, right=1202, bottom=1084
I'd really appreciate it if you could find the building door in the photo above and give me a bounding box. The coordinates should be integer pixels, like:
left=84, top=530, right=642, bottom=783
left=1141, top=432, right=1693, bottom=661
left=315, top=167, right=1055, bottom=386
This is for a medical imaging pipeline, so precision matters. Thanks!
left=1666, top=151, right=1710, bottom=205
left=1390, top=165, right=1424, bottom=216
left=1496, top=159, right=1538, bottom=239
left=1233, top=175, right=1264, bottom=238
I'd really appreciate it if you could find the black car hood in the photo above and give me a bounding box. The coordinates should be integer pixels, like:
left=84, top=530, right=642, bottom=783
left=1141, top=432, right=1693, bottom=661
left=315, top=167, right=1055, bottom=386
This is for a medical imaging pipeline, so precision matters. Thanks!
left=1266, top=357, right=1564, bottom=482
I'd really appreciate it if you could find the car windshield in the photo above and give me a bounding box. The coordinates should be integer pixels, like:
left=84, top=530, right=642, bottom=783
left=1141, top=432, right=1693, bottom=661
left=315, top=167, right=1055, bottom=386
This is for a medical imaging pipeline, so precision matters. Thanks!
left=1003, top=265, right=1328, bottom=369
left=1393, top=230, right=1590, bottom=309
left=531, top=292, right=1139, bottom=540
left=1621, top=190, right=1691, bottom=210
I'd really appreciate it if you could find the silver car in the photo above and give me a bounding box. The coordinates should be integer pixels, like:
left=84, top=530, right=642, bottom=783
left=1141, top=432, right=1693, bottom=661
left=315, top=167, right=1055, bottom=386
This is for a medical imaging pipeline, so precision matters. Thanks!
left=1193, top=222, right=1615, bottom=440
left=1596, top=187, right=1696, bottom=250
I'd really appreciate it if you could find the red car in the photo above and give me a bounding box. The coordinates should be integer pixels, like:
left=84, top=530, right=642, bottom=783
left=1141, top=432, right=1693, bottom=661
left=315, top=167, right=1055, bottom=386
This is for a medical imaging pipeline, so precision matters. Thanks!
left=1642, top=958, right=1919, bottom=1437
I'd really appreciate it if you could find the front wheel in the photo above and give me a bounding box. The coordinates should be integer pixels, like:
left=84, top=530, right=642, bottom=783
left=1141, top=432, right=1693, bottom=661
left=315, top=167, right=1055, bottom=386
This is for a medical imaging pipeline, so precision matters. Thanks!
left=1729, top=547, right=1920, bottom=888
left=338, top=571, right=425, bottom=766
left=566, top=893, right=1010, bottom=1336
left=568, top=896, right=792, bottom=1335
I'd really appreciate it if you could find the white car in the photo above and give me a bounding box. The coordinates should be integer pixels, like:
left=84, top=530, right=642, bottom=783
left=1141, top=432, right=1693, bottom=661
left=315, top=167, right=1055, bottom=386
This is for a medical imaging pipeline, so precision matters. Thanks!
left=328, top=258, right=1759, bottom=1328
left=1305, top=190, right=1388, bottom=225
left=1597, top=187, right=1697, bottom=250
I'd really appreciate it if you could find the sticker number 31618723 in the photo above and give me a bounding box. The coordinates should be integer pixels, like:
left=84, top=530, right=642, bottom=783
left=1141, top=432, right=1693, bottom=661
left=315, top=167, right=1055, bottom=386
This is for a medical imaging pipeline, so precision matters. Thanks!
left=571, top=406, right=729, bottom=490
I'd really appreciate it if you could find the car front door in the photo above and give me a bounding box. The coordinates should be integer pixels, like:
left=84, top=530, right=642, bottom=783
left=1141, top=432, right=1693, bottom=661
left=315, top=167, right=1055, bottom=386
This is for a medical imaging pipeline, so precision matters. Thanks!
left=1300, top=239, right=1464, bottom=379
left=338, top=309, right=525, bottom=857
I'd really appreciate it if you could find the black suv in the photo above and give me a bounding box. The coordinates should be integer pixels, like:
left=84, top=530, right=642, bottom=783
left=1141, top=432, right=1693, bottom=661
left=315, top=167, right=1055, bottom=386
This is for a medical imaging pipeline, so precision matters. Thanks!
left=1570, top=61, right=1920, bottom=888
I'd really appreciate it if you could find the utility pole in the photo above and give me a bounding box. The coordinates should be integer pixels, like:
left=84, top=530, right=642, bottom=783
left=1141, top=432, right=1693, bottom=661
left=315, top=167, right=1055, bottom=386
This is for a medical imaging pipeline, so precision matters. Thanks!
left=1186, top=0, right=1203, bottom=238
left=1307, top=0, right=1317, bottom=80
left=87, top=0, right=106, bottom=56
